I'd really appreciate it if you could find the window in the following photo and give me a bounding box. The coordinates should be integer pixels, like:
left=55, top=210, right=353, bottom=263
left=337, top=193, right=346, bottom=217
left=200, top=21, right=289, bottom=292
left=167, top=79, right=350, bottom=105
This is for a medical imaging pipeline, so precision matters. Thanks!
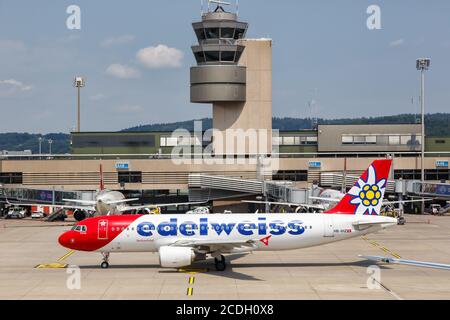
left=221, top=28, right=235, bottom=38
left=353, top=136, right=366, bottom=144
left=342, top=136, right=353, bottom=144
left=365, top=136, right=377, bottom=144
left=205, top=51, right=220, bottom=62
left=0, top=172, right=23, bottom=184
left=205, top=28, right=220, bottom=39
left=273, top=171, right=308, bottom=182
left=221, top=51, right=235, bottom=62
left=436, top=140, right=446, bottom=144
left=118, top=171, right=142, bottom=184
left=282, top=137, right=295, bottom=146
left=234, top=28, right=246, bottom=39
left=400, top=136, right=411, bottom=145
left=195, top=28, right=206, bottom=40
left=194, top=51, right=205, bottom=63
left=388, top=136, right=400, bottom=145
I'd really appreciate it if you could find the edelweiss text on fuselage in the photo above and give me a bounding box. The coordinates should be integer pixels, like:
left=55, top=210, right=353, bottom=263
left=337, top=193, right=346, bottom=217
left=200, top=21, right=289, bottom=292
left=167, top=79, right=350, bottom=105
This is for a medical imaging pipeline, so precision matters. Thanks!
left=136, top=217, right=306, bottom=238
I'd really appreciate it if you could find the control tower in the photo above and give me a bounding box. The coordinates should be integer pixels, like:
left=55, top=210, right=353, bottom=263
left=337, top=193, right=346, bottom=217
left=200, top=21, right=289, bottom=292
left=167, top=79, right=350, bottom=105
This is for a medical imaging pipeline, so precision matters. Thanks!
left=190, top=1, right=272, bottom=155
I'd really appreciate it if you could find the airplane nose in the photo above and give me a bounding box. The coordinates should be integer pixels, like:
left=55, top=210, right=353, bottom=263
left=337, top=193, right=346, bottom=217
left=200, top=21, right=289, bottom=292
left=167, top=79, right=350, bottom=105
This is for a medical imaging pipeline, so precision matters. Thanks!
left=58, top=231, right=74, bottom=249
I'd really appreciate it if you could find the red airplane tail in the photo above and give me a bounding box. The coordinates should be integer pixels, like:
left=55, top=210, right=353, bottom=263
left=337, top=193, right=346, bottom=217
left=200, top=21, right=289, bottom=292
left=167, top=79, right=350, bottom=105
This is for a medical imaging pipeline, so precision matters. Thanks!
left=325, top=159, right=392, bottom=216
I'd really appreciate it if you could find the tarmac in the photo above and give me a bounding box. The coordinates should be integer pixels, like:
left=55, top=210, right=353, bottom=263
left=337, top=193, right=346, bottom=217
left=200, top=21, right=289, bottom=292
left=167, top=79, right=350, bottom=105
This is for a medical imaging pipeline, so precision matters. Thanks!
left=0, top=214, right=449, bottom=300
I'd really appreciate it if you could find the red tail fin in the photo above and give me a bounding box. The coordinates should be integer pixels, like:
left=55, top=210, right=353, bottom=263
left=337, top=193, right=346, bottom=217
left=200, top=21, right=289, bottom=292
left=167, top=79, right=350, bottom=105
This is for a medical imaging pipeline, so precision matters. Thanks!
left=325, top=159, right=392, bottom=215
left=99, top=164, right=105, bottom=191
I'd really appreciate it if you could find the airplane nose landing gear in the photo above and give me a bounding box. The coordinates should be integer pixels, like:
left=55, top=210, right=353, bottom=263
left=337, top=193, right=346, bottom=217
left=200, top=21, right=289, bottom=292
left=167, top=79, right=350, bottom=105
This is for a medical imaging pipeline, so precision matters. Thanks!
left=214, top=255, right=227, bottom=272
left=101, top=252, right=110, bottom=269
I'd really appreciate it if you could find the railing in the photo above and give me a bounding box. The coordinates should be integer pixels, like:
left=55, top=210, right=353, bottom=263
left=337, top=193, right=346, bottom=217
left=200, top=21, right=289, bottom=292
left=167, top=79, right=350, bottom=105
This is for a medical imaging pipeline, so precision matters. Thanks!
left=0, top=152, right=449, bottom=161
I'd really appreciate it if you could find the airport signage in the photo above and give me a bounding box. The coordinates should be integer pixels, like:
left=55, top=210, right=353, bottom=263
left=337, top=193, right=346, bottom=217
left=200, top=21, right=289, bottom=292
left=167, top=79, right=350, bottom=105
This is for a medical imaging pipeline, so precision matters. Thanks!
left=309, top=161, right=322, bottom=168
left=115, top=162, right=130, bottom=170
left=436, top=160, right=449, bottom=168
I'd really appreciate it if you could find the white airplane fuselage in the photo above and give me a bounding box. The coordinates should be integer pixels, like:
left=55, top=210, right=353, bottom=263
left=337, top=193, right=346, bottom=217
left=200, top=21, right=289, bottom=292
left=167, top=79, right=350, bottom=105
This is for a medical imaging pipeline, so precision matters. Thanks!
left=61, top=213, right=397, bottom=254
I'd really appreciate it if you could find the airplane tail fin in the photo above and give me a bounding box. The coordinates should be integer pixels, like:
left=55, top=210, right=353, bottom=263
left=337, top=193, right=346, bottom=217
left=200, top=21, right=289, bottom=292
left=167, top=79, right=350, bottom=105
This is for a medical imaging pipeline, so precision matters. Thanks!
left=99, top=164, right=105, bottom=191
left=325, top=159, right=392, bottom=216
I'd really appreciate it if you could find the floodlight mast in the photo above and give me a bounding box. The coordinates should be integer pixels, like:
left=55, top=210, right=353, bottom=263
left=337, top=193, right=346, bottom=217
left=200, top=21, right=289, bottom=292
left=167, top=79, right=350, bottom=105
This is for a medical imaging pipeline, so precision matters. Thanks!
left=416, top=58, right=430, bottom=215
left=73, top=77, right=85, bottom=132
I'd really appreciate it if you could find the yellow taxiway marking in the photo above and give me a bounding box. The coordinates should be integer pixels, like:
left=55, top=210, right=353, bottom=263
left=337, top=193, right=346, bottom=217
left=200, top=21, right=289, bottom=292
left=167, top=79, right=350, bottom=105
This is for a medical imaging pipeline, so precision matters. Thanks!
left=35, top=263, right=68, bottom=269
left=57, top=250, right=75, bottom=262
left=363, top=237, right=402, bottom=259
left=187, top=287, right=194, bottom=296
left=177, top=268, right=209, bottom=275
left=188, top=276, right=195, bottom=285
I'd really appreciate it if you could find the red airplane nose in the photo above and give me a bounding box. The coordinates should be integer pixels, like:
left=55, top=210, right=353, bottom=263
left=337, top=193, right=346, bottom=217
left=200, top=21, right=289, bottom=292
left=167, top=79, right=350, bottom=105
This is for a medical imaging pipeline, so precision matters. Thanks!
left=58, top=231, right=74, bottom=249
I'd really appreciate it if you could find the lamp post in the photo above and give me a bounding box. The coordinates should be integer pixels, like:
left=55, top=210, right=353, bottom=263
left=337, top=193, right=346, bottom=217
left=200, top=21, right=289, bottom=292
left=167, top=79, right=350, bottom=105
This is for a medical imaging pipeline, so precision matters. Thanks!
left=73, top=77, right=85, bottom=132
left=416, top=58, right=430, bottom=214
left=48, top=139, right=53, bottom=155
left=38, top=137, right=43, bottom=155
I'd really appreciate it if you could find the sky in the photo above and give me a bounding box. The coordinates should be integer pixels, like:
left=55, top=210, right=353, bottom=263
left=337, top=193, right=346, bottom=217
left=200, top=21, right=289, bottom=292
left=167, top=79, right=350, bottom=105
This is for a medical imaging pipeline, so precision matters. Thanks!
left=0, top=0, right=449, bottom=133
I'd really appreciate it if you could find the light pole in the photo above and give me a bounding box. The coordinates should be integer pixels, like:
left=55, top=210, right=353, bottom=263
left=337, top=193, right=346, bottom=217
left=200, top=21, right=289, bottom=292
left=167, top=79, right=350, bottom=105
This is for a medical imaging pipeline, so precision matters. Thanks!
left=416, top=58, right=430, bottom=214
left=38, top=137, right=43, bottom=155
left=48, top=139, right=53, bottom=155
left=73, top=77, right=85, bottom=132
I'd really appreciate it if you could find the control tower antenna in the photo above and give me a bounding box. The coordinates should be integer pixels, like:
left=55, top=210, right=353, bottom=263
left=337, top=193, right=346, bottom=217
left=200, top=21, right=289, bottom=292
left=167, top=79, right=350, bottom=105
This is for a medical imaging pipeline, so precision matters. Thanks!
left=201, top=0, right=239, bottom=15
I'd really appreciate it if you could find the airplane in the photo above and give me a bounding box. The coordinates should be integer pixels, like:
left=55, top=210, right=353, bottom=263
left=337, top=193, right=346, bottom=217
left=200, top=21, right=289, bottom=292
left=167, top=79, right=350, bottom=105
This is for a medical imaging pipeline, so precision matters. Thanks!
left=6, top=165, right=204, bottom=221
left=244, top=188, right=432, bottom=213
left=59, top=159, right=399, bottom=271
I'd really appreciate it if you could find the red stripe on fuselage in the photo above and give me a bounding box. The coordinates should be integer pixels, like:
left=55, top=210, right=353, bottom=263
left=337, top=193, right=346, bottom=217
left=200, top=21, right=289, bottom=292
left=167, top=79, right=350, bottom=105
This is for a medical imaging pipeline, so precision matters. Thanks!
left=58, top=215, right=142, bottom=252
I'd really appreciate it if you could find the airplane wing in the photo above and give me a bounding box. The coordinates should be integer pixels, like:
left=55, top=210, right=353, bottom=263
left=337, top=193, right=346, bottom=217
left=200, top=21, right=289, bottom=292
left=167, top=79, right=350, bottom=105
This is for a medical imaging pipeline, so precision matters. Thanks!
left=309, top=196, right=340, bottom=203
left=63, top=199, right=97, bottom=205
left=242, top=200, right=325, bottom=211
left=169, top=239, right=259, bottom=254
left=120, top=201, right=206, bottom=212
left=359, top=255, right=450, bottom=271
left=352, top=220, right=395, bottom=231
left=6, top=201, right=95, bottom=212
left=102, top=198, right=140, bottom=205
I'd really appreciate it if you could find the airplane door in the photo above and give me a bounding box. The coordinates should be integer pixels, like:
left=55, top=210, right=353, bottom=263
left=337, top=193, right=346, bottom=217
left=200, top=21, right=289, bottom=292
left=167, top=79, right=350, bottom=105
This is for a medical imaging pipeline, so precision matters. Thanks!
left=98, top=220, right=108, bottom=240
left=323, top=216, right=334, bottom=238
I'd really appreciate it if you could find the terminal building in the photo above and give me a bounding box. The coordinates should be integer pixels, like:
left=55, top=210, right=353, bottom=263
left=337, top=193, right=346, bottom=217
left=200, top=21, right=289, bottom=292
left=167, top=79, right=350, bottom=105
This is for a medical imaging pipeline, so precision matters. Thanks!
left=1, top=3, right=449, bottom=212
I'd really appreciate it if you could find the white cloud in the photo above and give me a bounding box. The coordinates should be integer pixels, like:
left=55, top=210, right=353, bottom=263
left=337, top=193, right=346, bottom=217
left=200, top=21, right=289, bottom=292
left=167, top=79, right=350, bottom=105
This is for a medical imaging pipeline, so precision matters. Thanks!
left=106, top=64, right=141, bottom=79
left=137, top=44, right=184, bottom=69
left=115, top=105, right=144, bottom=114
left=389, top=39, right=405, bottom=47
left=0, top=79, right=33, bottom=97
left=100, top=35, right=135, bottom=48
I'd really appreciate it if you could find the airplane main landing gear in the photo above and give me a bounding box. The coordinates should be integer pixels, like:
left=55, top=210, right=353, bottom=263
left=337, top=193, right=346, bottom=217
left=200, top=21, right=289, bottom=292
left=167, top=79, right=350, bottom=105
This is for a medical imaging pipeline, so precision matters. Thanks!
left=101, top=252, right=110, bottom=269
left=214, top=255, right=227, bottom=272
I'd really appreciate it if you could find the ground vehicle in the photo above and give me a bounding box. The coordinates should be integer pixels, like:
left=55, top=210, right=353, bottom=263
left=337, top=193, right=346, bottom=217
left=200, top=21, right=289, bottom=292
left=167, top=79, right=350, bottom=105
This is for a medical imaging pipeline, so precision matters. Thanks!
left=6, top=207, right=27, bottom=219
left=31, top=211, right=44, bottom=219
left=186, top=207, right=210, bottom=215
left=427, top=204, right=442, bottom=215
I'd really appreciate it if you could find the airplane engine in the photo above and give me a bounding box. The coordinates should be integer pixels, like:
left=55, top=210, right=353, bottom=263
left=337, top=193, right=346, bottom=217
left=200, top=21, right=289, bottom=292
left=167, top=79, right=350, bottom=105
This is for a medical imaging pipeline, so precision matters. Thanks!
left=158, top=246, right=201, bottom=268
left=73, top=210, right=88, bottom=222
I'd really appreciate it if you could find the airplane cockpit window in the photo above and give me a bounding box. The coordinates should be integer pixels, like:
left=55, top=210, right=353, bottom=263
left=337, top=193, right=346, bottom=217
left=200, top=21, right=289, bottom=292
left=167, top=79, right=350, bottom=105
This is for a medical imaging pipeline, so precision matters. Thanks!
left=71, top=225, right=87, bottom=233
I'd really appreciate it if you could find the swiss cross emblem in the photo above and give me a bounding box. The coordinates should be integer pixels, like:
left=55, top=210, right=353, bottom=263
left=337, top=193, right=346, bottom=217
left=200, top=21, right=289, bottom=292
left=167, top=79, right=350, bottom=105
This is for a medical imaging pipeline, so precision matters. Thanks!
left=260, top=235, right=272, bottom=246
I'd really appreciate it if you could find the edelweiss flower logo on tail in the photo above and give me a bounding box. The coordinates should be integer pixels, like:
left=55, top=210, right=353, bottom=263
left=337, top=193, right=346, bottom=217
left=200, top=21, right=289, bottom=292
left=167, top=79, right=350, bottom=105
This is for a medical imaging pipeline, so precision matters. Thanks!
left=348, top=165, right=387, bottom=215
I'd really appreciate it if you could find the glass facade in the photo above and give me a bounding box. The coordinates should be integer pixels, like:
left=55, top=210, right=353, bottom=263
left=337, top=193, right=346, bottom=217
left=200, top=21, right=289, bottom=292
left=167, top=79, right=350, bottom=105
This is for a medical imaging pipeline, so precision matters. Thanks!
left=0, top=172, right=23, bottom=184
left=342, top=134, right=421, bottom=146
